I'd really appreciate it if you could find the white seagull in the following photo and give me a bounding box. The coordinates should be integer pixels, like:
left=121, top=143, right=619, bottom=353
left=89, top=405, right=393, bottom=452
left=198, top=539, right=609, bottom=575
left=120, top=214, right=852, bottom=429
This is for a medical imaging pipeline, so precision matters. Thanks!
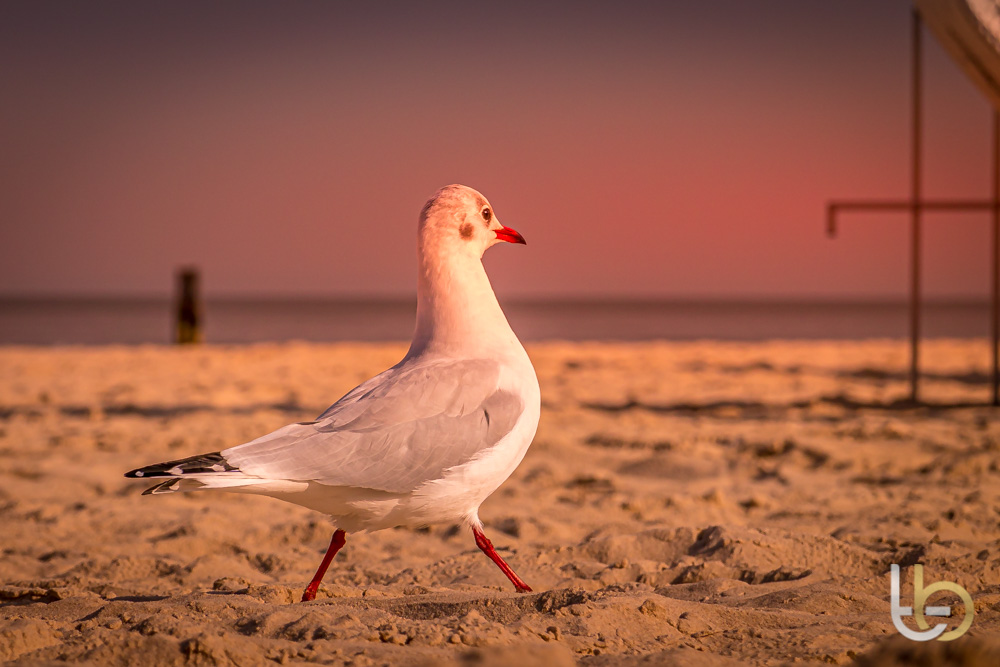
left=125, top=185, right=540, bottom=601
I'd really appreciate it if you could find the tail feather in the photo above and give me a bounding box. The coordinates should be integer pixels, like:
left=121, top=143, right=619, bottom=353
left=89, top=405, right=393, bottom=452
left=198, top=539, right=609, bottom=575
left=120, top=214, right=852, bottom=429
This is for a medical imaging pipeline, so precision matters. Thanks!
left=142, top=479, right=184, bottom=495
left=139, top=474, right=277, bottom=495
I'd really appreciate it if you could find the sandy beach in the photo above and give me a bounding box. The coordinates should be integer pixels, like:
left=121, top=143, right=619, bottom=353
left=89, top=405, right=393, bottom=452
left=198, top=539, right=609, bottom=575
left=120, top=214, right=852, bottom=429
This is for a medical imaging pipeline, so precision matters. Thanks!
left=1, top=340, right=998, bottom=665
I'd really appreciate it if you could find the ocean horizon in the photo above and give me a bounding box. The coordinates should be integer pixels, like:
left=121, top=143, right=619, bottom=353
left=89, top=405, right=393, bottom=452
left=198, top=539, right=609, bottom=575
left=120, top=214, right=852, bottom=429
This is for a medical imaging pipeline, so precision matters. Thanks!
left=0, top=296, right=992, bottom=345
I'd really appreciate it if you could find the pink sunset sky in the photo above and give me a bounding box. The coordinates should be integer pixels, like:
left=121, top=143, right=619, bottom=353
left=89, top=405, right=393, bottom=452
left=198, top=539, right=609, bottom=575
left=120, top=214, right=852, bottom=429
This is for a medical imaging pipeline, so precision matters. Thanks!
left=0, top=0, right=995, bottom=300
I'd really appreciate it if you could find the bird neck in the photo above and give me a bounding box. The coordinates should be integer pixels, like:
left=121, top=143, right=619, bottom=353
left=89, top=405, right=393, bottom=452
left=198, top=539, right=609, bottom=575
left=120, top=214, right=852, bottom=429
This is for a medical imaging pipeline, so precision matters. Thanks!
left=408, top=246, right=520, bottom=358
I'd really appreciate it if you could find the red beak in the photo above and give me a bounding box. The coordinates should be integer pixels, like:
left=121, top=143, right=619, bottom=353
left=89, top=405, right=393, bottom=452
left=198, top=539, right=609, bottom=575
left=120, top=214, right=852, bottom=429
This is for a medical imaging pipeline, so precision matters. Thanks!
left=494, top=225, right=526, bottom=245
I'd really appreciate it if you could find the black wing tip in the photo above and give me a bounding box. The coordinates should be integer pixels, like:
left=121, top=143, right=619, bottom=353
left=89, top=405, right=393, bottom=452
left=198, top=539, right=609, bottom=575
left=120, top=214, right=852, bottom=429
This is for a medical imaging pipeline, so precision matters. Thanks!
left=123, top=466, right=172, bottom=479
left=124, top=466, right=159, bottom=478
left=124, top=451, right=236, bottom=480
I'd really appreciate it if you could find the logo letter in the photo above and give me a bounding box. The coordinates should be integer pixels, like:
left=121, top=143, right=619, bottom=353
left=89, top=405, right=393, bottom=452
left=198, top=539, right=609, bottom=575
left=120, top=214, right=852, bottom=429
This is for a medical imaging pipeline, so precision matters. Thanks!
left=890, top=564, right=946, bottom=641
left=912, top=565, right=975, bottom=641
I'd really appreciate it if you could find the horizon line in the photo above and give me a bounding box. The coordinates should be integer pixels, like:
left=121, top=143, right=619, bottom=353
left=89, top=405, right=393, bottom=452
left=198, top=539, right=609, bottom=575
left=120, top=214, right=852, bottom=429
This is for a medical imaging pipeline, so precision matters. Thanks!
left=0, top=293, right=994, bottom=306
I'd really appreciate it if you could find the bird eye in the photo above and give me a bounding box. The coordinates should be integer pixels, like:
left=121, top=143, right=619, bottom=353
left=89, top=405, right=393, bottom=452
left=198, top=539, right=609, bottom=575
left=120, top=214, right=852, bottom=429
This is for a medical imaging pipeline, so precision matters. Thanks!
left=481, top=207, right=491, bottom=222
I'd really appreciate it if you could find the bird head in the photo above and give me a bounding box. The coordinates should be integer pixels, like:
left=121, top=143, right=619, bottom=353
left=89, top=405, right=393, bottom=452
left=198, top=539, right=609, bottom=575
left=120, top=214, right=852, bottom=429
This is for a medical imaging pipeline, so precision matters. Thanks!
left=418, top=184, right=525, bottom=260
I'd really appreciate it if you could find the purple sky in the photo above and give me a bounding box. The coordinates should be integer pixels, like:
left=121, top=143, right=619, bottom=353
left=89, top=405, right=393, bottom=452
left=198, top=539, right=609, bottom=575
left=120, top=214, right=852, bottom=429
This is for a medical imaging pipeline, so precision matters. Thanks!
left=0, top=1, right=994, bottom=299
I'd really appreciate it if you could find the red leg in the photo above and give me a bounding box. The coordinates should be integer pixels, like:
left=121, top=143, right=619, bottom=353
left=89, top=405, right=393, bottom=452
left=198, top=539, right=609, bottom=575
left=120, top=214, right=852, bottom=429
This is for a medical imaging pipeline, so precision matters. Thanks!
left=301, top=529, right=347, bottom=602
left=472, top=526, right=532, bottom=593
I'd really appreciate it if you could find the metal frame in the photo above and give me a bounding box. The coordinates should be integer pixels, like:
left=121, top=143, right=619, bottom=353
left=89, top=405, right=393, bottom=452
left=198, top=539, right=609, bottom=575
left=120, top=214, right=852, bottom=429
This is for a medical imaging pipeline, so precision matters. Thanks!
left=826, top=9, right=1000, bottom=405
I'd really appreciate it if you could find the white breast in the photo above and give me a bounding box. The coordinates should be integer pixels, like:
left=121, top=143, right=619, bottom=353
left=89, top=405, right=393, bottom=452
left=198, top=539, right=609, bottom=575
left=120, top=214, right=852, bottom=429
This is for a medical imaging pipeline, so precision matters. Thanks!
left=387, top=357, right=540, bottom=529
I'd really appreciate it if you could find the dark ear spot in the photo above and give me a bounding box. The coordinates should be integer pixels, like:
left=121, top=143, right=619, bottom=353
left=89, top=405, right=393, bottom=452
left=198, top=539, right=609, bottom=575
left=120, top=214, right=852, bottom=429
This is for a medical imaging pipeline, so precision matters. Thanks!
left=460, top=222, right=474, bottom=239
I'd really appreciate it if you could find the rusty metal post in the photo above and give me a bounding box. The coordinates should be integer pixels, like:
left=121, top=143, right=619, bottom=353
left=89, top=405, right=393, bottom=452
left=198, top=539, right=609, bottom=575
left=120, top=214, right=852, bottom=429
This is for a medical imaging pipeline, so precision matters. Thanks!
left=826, top=10, right=997, bottom=406
left=909, top=9, right=923, bottom=403
left=993, top=109, right=1000, bottom=406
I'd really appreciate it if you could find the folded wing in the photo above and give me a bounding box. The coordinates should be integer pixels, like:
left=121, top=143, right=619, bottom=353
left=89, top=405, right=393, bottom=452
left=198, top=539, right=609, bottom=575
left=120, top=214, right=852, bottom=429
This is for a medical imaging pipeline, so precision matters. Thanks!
left=220, top=358, right=523, bottom=493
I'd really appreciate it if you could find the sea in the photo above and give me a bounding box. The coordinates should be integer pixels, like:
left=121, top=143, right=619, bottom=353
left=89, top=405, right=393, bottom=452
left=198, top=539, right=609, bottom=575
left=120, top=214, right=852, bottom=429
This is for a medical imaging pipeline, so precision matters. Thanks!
left=0, top=297, right=991, bottom=345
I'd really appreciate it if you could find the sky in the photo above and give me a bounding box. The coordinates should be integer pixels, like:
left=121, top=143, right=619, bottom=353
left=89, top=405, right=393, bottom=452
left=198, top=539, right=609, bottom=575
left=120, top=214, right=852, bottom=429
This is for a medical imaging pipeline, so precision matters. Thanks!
left=0, top=0, right=995, bottom=300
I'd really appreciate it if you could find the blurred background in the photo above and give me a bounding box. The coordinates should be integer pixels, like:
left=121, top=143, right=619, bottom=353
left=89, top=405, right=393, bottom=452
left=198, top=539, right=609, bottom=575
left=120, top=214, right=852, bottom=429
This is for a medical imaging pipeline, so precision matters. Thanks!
left=0, top=0, right=994, bottom=343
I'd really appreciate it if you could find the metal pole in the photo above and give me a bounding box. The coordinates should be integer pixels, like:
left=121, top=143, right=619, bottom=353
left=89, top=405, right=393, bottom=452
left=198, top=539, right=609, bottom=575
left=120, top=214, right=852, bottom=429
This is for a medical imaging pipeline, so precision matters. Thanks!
left=910, top=9, right=922, bottom=404
left=992, top=109, right=999, bottom=406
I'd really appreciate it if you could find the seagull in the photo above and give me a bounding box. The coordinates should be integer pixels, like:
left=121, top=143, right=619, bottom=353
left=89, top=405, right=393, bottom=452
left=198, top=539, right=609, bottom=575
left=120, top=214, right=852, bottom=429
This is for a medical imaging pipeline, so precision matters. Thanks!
left=125, top=184, right=540, bottom=601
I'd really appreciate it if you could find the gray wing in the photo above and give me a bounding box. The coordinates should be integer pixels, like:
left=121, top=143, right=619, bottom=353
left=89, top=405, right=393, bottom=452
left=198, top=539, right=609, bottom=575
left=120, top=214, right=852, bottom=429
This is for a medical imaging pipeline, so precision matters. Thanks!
left=220, top=359, right=523, bottom=493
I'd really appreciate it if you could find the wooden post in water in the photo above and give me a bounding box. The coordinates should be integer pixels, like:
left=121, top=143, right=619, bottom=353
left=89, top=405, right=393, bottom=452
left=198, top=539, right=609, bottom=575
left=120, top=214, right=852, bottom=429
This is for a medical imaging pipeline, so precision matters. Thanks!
left=175, top=267, right=202, bottom=345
